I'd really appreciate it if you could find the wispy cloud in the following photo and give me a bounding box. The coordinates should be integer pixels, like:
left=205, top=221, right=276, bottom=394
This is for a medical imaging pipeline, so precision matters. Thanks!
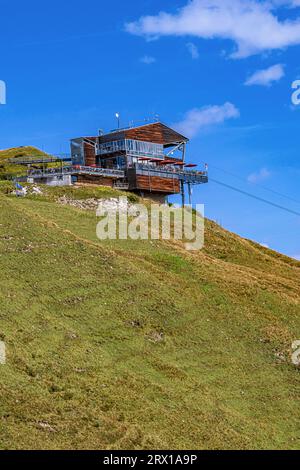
left=259, top=242, right=270, bottom=248
left=140, top=55, right=156, bottom=64
left=245, top=64, right=285, bottom=86
left=125, top=0, right=300, bottom=58
left=248, top=168, right=271, bottom=183
left=173, top=103, right=240, bottom=138
left=186, top=42, right=199, bottom=59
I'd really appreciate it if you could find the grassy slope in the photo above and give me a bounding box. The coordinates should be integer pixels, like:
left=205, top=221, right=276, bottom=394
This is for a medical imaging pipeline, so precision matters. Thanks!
left=0, top=146, right=48, bottom=160
left=0, top=147, right=52, bottom=179
left=0, top=185, right=300, bottom=450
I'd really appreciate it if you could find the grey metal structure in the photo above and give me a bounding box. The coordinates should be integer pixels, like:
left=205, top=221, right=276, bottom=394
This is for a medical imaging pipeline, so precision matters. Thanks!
left=8, top=155, right=72, bottom=165
left=28, top=166, right=125, bottom=179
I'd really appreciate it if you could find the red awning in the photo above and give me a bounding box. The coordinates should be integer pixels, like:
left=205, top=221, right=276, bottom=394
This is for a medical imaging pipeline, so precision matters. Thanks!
left=158, top=160, right=176, bottom=165
left=173, top=162, right=185, bottom=166
left=138, top=157, right=152, bottom=161
left=185, top=163, right=198, bottom=168
left=149, top=158, right=164, bottom=162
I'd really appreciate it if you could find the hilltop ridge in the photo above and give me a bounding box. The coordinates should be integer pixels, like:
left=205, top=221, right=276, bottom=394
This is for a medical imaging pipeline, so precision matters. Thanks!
left=0, top=146, right=48, bottom=160
left=0, top=146, right=50, bottom=180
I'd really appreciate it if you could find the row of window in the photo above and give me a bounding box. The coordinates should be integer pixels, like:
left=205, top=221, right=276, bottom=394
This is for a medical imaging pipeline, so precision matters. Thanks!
left=98, top=139, right=164, bottom=158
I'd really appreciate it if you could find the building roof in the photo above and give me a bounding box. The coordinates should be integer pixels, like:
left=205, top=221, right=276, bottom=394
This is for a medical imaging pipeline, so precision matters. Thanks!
left=70, top=122, right=189, bottom=146
left=124, top=122, right=189, bottom=146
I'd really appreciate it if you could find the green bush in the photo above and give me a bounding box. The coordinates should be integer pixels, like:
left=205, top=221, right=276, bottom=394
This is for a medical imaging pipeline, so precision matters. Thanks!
left=0, top=181, right=15, bottom=194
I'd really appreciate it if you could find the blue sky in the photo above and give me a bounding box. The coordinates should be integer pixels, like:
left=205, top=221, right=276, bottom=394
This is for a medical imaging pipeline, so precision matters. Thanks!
left=1, top=0, right=300, bottom=258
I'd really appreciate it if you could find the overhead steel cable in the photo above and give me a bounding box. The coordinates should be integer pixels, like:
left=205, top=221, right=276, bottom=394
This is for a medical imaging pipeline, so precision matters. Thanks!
left=210, top=178, right=300, bottom=217
left=209, top=164, right=300, bottom=205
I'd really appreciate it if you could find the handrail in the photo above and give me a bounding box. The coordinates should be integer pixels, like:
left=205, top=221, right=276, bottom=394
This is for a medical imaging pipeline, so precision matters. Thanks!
left=134, top=163, right=208, bottom=177
left=74, top=166, right=124, bottom=177
left=27, top=165, right=207, bottom=186
left=8, top=155, right=72, bottom=165
left=28, top=166, right=125, bottom=179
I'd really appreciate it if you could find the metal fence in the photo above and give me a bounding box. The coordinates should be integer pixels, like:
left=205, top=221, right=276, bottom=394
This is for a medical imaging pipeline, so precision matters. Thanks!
left=28, top=166, right=125, bottom=179
left=134, top=163, right=208, bottom=183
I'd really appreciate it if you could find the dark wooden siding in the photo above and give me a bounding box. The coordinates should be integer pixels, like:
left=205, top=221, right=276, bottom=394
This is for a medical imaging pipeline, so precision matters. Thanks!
left=76, top=175, right=114, bottom=187
left=96, top=123, right=188, bottom=147
left=125, top=123, right=187, bottom=146
left=135, top=175, right=180, bottom=193
left=83, top=141, right=97, bottom=166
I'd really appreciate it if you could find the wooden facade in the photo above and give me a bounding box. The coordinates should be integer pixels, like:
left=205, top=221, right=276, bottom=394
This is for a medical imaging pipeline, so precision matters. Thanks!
left=124, top=123, right=187, bottom=146
left=83, top=139, right=97, bottom=167
left=135, top=175, right=180, bottom=193
left=96, top=123, right=187, bottom=147
left=76, top=174, right=114, bottom=187
left=126, top=167, right=180, bottom=194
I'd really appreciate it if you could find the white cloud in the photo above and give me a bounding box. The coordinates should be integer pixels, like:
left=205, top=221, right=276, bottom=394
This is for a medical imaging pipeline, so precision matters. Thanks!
left=259, top=242, right=270, bottom=248
left=245, top=64, right=285, bottom=86
left=173, top=102, right=240, bottom=138
left=272, top=1, right=300, bottom=6
left=125, top=0, right=300, bottom=58
left=186, top=42, right=200, bottom=59
left=140, top=55, right=156, bottom=64
left=248, top=168, right=271, bottom=183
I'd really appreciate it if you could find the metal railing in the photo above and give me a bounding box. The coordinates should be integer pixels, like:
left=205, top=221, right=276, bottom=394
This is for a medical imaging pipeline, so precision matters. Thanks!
left=27, top=163, right=207, bottom=186
left=28, top=166, right=125, bottom=179
left=8, top=154, right=72, bottom=165
left=133, top=163, right=208, bottom=184
left=134, top=163, right=207, bottom=175
left=75, top=166, right=125, bottom=178
left=28, top=167, right=73, bottom=177
left=113, top=182, right=130, bottom=190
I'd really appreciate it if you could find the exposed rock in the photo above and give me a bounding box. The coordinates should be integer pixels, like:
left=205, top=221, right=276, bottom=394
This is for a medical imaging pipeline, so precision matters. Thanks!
left=37, top=422, right=56, bottom=433
left=58, top=196, right=134, bottom=213
left=146, top=331, right=164, bottom=343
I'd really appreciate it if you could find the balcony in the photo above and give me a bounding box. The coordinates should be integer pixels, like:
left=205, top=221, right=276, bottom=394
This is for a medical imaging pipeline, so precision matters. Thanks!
left=133, top=163, right=208, bottom=183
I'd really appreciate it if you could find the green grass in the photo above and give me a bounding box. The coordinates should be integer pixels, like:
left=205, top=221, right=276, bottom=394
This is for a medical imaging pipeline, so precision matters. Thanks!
left=0, top=185, right=300, bottom=450
left=28, top=184, right=139, bottom=202
left=0, top=146, right=64, bottom=180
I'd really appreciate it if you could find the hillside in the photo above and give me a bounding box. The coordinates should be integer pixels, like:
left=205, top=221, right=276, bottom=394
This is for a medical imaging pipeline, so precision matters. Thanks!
left=0, top=146, right=49, bottom=161
left=0, top=182, right=300, bottom=450
left=0, top=146, right=51, bottom=180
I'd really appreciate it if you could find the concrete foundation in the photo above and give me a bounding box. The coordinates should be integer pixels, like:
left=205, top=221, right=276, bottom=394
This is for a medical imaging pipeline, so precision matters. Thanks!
left=27, top=175, right=72, bottom=187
